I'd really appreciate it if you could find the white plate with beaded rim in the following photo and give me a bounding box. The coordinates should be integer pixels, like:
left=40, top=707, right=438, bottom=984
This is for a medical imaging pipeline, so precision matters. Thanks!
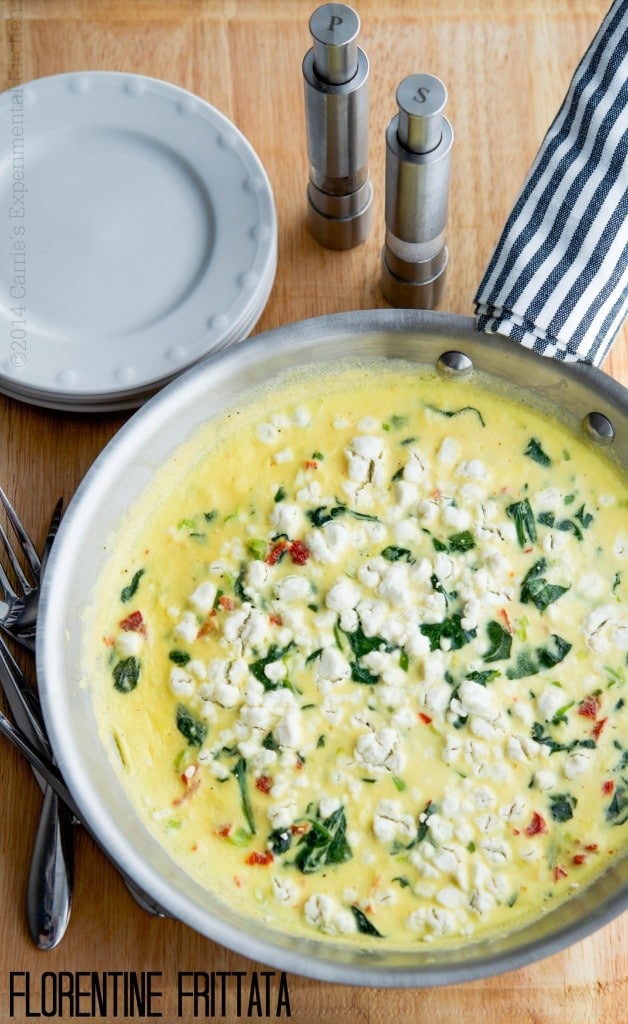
left=0, top=72, right=277, bottom=407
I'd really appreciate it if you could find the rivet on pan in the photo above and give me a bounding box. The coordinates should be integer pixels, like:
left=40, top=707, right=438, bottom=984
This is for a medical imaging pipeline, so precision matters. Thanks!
left=436, top=351, right=474, bottom=376
left=582, top=411, right=615, bottom=445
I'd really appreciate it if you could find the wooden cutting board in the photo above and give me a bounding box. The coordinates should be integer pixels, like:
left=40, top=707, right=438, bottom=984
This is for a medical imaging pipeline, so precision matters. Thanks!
left=0, top=2, right=625, bottom=1021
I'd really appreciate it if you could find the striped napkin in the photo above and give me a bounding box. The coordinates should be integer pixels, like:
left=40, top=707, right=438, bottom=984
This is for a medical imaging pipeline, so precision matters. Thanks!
left=474, top=0, right=628, bottom=366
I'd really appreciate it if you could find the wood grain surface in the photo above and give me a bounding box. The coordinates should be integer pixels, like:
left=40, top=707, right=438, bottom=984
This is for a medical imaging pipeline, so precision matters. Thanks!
left=0, top=2, right=626, bottom=1022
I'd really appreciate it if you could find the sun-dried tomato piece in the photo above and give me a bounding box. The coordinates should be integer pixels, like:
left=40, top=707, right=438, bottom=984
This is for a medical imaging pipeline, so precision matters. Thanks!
left=266, top=540, right=288, bottom=565
left=289, top=539, right=310, bottom=565
left=525, top=811, right=547, bottom=836
left=592, top=716, right=608, bottom=741
left=118, top=610, right=146, bottom=634
left=578, top=694, right=601, bottom=719
left=245, top=850, right=274, bottom=866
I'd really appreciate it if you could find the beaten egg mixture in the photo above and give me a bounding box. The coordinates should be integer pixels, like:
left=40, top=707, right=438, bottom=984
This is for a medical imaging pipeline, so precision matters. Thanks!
left=88, top=362, right=627, bottom=948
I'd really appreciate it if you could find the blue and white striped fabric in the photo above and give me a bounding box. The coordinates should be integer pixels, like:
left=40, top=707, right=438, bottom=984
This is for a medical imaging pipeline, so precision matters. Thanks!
left=474, top=0, right=628, bottom=366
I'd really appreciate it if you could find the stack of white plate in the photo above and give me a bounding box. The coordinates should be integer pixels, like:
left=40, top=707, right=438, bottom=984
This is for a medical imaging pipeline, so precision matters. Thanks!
left=0, top=72, right=277, bottom=412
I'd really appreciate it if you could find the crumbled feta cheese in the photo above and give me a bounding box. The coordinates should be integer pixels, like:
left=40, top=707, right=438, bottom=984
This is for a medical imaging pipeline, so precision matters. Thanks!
left=456, top=459, right=487, bottom=480
left=326, top=577, right=361, bottom=612
left=355, top=727, right=403, bottom=773
left=437, top=437, right=459, bottom=464
left=271, top=503, right=302, bottom=537
left=173, top=611, right=198, bottom=643
left=272, top=875, right=299, bottom=905
left=373, top=800, right=416, bottom=843
left=170, top=666, right=195, bottom=696
left=116, top=631, right=144, bottom=657
left=189, top=581, right=217, bottom=615
left=563, top=751, right=592, bottom=779
left=537, top=687, right=567, bottom=722
left=256, top=422, right=280, bottom=444
left=268, top=799, right=297, bottom=830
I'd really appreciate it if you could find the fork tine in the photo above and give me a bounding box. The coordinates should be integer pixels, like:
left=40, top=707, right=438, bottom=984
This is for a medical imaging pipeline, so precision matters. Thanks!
left=0, top=535, right=17, bottom=601
left=0, top=486, right=41, bottom=583
left=0, top=520, right=32, bottom=596
left=41, top=498, right=64, bottom=577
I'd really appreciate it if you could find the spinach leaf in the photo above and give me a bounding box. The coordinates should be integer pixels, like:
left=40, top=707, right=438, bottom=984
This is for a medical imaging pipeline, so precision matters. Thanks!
left=424, top=403, right=485, bottom=427
left=531, top=722, right=596, bottom=755
left=525, top=438, right=551, bottom=467
left=506, top=634, right=571, bottom=679
left=342, top=625, right=393, bottom=660
left=176, top=703, right=207, bottom=747
left=466, top=669, right=500, bottom=685
left=339, top=624, right=392, bottom=684
left=432, top=531, right=475, bottom=554
left=268, top=827, right=292, bottom=854
left=391, top=800, right=437, bottom=854
left=113, top=656, right=140, bottom=693
left=408, top=800, right=435, bottom=849
left=120, top=568, right=144, bottom=603
left=420, top=614, right=476, bottom=652
left=606, top=786, right=628, bottom=826
left=262, top=731, right=280, bottom=752
left=506, top=499, right=537, bottom=547
left=249, top=642, right=295, bottom=689
left=393, top=875, right=411, bottom=888
left=555, top=518, right=583, bottom=541
left=549, top=793, right=577, bottom=822
left=483, top=620, right=512, bottom=663
left=234, top=566, right=247, bottom=600
left=351, top=662, right=380, bottom=685
left=384, top=414, right=408, bottom=431
left=294, top=806, right=352, bottom=874
left=520, top=558, right=570, bottom=612
left=574, top=503, right=594, bottom=530
left=169, top=649, right=191, bottom=666
left=307, top=504, right=380, bottom=527
left=350, top=906, right=384, bottom=937
left=537, top=511, right=556, bottom=528
left=447, top=530, right=475, bottom=553
left=381, top=546, right=414, bottom=563
left=430, top=574, right=456, bottom=609
left=232, top=757, right=256, bottom=834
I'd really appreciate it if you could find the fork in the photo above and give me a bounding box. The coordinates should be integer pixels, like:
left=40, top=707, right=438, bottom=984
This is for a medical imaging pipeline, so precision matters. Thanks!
left=0, top=491, right=73, bottom=949
left=0, top=489, right=63, bottom=649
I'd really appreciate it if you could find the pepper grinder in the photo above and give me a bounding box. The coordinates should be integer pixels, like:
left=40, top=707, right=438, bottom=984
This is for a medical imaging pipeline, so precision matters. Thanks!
left=302, top=3, right=373, bottom=249
left=381, top=73, right=453, bottom=308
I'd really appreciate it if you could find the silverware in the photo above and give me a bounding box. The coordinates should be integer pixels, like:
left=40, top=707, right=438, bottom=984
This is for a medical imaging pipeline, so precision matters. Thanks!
left=0, top=705, right=80, bottom=818
left=0, top=493, right=73, bottom=949
left=0, top=490, right=63, bottom=648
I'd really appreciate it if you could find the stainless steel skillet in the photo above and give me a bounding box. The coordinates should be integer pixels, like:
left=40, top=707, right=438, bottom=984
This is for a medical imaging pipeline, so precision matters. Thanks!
left=35, top=308, right=627, bottom=987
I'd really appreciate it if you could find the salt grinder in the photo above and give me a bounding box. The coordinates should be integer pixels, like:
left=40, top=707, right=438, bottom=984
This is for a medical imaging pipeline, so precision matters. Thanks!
left=381, top=73, right=453, bottom=308
left=302, top=3, right=373, bottom=249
